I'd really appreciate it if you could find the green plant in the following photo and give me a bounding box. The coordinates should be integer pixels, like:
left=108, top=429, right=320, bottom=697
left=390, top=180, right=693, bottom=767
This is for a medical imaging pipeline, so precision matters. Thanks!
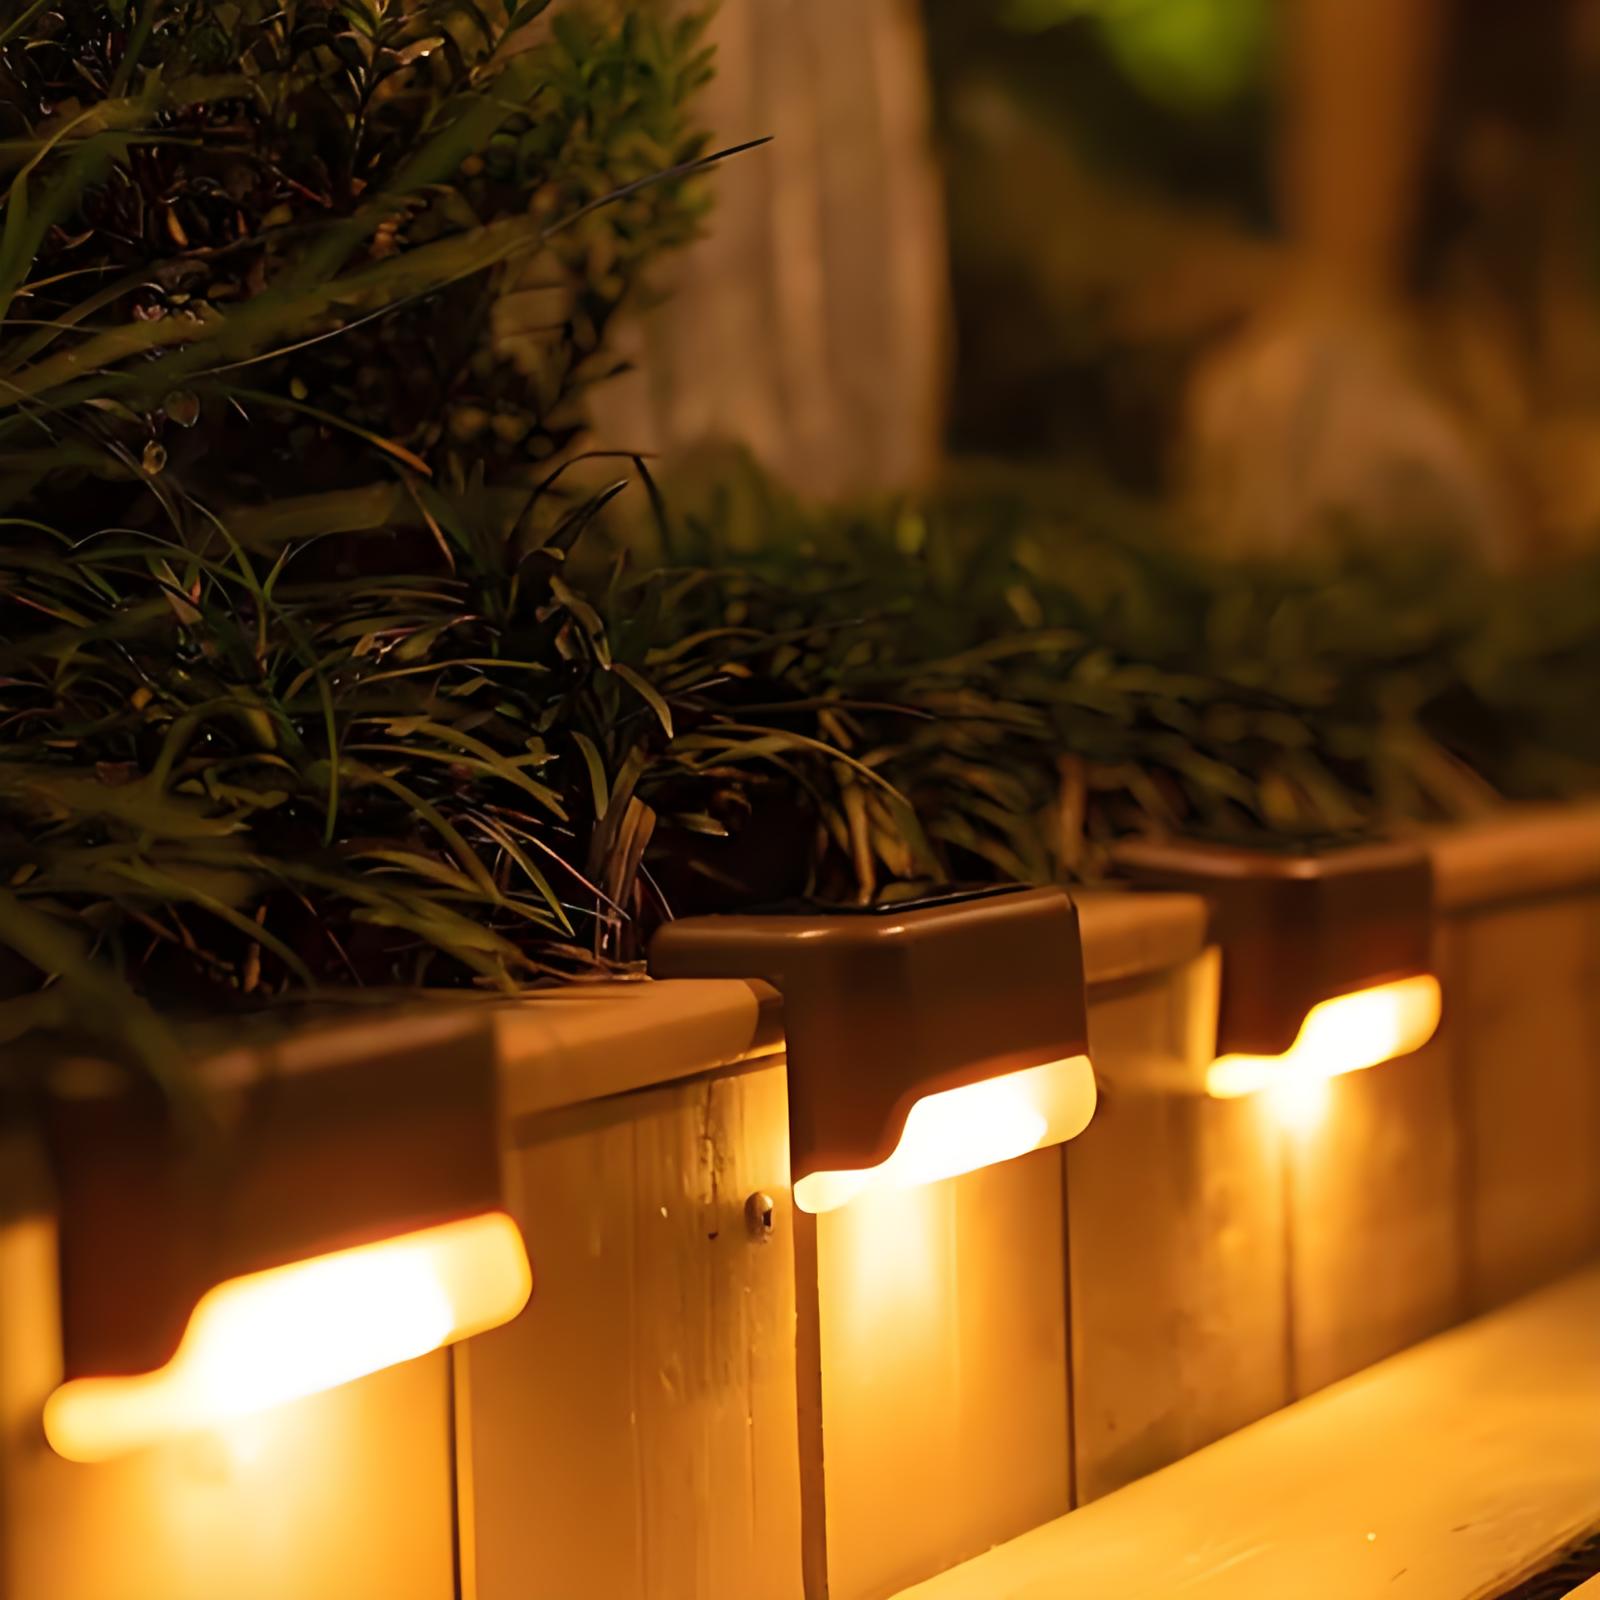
left=629, top=456, right=1600, bottom=894
left=0, top=0, right=716, bottom=518
left=0, top=1, right=790, bottom=1073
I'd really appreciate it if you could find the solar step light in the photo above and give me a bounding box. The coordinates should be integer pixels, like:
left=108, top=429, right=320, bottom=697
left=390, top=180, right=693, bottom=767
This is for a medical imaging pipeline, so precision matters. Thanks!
left=36, top=1009, right=531, bottom=1463
left=649, top=885, right=1098, bottom=1213
left=1111, top=838, right=1441, bottom=1128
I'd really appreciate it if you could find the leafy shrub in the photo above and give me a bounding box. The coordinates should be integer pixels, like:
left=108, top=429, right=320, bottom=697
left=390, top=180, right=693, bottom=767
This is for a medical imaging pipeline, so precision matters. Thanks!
left=634, top=457, right=1600, bottom=891
left=0, top=0, right=714, bottom=511
left=0, top=1, right=768, bottom=1068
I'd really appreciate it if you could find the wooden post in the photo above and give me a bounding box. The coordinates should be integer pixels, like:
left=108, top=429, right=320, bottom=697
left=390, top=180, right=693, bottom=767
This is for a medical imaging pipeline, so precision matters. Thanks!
left=812, top=1152, right=1072, bottom=1600
left=1066, top=966, right=1290, bottom=1503
left=462, top=1066, right=806, bottom=1600
left=589, top=0, right=949, bottom=497
left=1454, top=894, right=1600, bottom=1309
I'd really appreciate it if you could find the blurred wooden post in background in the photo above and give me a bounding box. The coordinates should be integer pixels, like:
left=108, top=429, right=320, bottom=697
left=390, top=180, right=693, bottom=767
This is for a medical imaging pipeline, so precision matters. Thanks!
left=589, top=0, right=950, bottom=498
left=1183, top=0, right=1518, bottom=562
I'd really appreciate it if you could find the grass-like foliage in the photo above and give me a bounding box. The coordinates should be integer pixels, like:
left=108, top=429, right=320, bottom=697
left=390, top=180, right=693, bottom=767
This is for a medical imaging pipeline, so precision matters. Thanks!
left=0, top=1, right=798, bottom=1070
left=636, top=459, right=1600, bottom=890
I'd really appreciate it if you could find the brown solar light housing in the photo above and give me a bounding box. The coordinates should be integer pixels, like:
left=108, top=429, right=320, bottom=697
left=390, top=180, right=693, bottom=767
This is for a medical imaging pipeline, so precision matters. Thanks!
left=1109, top=837, right=1434, bottom=1057
left=41, top=1012, right=505, bottom=1382
left=648, top=885, right=1089, bottom=1184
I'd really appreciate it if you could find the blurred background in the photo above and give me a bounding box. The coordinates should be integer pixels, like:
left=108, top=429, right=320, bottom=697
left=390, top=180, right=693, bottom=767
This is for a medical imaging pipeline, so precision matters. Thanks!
left=595, top=0, right=1600, bottom=564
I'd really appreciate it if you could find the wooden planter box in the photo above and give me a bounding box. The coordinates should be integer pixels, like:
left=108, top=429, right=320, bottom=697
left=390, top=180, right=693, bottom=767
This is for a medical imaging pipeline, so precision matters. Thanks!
left=3, top=805, right=1599, bottom=1600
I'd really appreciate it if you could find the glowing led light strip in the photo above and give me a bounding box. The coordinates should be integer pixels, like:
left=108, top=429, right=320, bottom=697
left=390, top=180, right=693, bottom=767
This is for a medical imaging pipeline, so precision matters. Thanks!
left=793, top=1054, right=1097, bottom=1215
left=45, top=1211, right=531, bottom=1463
left=1205, top=974, right=1443, bottom=1103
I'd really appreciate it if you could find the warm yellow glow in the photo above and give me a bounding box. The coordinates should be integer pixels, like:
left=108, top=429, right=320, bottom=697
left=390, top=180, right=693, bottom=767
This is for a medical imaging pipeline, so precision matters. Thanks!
left=794, top=1054, right=1096, bottom=1215
left=1206, top=974, right=1442, bottom=1101
left=44, top=1211, right=531, bottom=1464
left=1265, top=1064, right=1332, bottom=1134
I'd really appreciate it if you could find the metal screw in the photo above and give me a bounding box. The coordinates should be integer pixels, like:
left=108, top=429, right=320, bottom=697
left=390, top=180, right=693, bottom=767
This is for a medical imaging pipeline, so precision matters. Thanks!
left=745, top=1191, right=776, bottom=1241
